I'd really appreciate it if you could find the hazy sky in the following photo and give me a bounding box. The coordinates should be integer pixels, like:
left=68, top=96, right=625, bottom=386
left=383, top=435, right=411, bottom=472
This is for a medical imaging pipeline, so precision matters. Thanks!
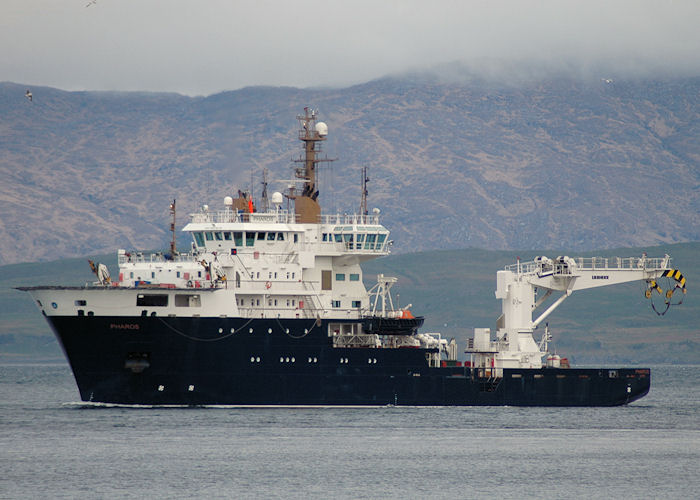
left=2, top=0, right=699, bottom=96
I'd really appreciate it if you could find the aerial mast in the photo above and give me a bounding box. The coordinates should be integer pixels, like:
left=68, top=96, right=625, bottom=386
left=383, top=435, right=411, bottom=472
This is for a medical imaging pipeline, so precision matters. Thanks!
left=360, top=166, right=369, bottom=219
left=260, top=167, right=269, bottom=213
left=169, top=199, right=177, bottom=256
left=292, top=107, right=335, bottom=223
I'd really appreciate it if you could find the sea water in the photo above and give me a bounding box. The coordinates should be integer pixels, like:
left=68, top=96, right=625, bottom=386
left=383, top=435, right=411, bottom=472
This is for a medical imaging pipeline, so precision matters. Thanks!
left=0, top=364, right=698, bottom=499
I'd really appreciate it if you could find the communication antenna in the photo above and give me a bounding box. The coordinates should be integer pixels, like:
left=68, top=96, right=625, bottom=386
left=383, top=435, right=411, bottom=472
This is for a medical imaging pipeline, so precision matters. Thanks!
left=169, top=199, right=177, bottom=255
left=360, top=166, right=369, bottom=218
left=260, top=167, right=269, bottom=212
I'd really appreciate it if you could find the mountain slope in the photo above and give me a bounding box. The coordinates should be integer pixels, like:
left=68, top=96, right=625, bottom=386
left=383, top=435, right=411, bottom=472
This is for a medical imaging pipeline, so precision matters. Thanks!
left=1, top=73, right=699, bottom=265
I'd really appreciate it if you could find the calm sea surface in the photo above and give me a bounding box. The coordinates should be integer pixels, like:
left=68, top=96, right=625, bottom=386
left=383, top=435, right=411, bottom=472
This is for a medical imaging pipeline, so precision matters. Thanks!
left=0, top=364, right=698, bottom=499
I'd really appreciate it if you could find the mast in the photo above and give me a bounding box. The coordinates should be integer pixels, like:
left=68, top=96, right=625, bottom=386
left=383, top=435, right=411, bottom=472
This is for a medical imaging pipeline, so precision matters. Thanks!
left=260, top=167, right=269, bottom=213
left=360, top=166, right=369, bottom=218
left=292, top=107, right=335, bottom=223
left=169, top=199, right=177, bottom=255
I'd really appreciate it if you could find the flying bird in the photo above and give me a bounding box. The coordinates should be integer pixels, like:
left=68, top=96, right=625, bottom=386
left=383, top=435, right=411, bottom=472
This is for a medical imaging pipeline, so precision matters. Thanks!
left=86, top=0, right=97, bottom=7
left=25, top=90, right=32, bottom=102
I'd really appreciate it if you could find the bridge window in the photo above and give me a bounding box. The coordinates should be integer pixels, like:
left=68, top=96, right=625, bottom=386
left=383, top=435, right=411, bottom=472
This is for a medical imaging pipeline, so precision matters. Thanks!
left=214, top=232, right=223, bottom=241
left=224, top=232, right=232, bottom=241
left=194, top=233, right=205, bottom=247
left=245, top=232, right=255, bottom=246
left=365, top=234, right=376, bottom=249
left=267, top=232, right=276, bottom=241
left=343, top=234, right=353, bottom=249
left=277, top=233, right=284, bottom=241
left=336, top=273, right=345, bottom=281
left=349, top=274, right=360, bottom=281
left=205, top=232, right=213, bottom=241
left=257, top=232, right=266, bottom=241
left=233, top=232, right=243, bottom=246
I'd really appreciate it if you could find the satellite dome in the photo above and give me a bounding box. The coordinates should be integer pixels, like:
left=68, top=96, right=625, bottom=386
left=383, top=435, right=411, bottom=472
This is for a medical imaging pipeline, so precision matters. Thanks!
left=271, top=192, right=284, bottom=205
left=315, top=122, right=328, bottom=137
left=224, top=196, right=233, bottom=207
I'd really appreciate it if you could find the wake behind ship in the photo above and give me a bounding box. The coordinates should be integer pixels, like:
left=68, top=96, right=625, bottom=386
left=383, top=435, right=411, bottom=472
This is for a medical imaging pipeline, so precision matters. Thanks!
left=20, top=109, right=687, bottom=406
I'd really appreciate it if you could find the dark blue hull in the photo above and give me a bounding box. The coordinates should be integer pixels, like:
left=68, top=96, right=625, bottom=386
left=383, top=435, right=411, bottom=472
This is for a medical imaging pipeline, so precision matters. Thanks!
left=47, top=316, right=650, bottom=406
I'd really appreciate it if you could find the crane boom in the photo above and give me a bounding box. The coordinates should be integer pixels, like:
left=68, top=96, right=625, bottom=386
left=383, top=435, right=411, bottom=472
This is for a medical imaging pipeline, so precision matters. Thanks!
left=466, top=254, right=687, bottom=370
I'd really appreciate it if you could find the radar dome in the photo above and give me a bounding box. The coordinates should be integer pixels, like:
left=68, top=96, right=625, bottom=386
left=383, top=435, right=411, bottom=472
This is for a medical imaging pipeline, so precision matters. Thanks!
left=271, top=192, right=284, bottom=205
left=224, top=196, right=233, bottom=207
left=315, top=122, right=328, bottom=137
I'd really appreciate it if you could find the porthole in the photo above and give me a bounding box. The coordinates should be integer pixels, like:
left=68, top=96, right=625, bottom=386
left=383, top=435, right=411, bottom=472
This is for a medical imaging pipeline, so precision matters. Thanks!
left=285, top=357, right=290, bottom=363
left=188, top=385, right=195, bottom=392
left=291, top=357, right=295, bottom=363
left=249, top=328, right=254, bottom=334
left=251, top=357, right=255, bottom=362
left=280, top=357, right=284, bottom=363
left=51, top=302, right=58, bottom=309
left=285, top=328, right=290, bottom=334
left=157, top=385, right=164, bottom=392
left=230, top=328, right=235, bottom=334
left=268, top=328, right=272, bottom=334
left=218, top=328, right=223, bottom=334
left=256, top=357, right=260, bottom=363
left=313, top=357, right=318, bottom=363
left=304, top=328, right=308, bottom=334
left=308, top=357, right=312, bottom=363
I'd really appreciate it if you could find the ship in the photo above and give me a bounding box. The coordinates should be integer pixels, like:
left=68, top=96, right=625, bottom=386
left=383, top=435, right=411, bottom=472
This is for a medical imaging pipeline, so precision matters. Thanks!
left=19, top=108, right=688, bottom=406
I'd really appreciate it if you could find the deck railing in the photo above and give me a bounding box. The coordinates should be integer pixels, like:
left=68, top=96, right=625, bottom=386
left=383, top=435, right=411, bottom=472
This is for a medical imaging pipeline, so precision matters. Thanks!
left=506, top=255, right=671, bottom=275
left=188, top=210, right=382, bottom=226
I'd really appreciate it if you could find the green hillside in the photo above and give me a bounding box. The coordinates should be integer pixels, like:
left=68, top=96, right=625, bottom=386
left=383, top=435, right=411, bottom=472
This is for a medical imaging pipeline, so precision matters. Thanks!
left=1, top=243, right=698, bottom=363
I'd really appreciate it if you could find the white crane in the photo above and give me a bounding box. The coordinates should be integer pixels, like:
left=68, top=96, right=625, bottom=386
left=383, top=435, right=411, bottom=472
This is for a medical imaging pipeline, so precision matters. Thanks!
left=467, top=254, right=686, bottom=370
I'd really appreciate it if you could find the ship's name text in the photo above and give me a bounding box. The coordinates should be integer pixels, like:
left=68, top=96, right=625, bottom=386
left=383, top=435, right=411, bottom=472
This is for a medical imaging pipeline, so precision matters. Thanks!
left=110, top=323, right=140, bottom=330
left=592, top=275, right=609, bottom=280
